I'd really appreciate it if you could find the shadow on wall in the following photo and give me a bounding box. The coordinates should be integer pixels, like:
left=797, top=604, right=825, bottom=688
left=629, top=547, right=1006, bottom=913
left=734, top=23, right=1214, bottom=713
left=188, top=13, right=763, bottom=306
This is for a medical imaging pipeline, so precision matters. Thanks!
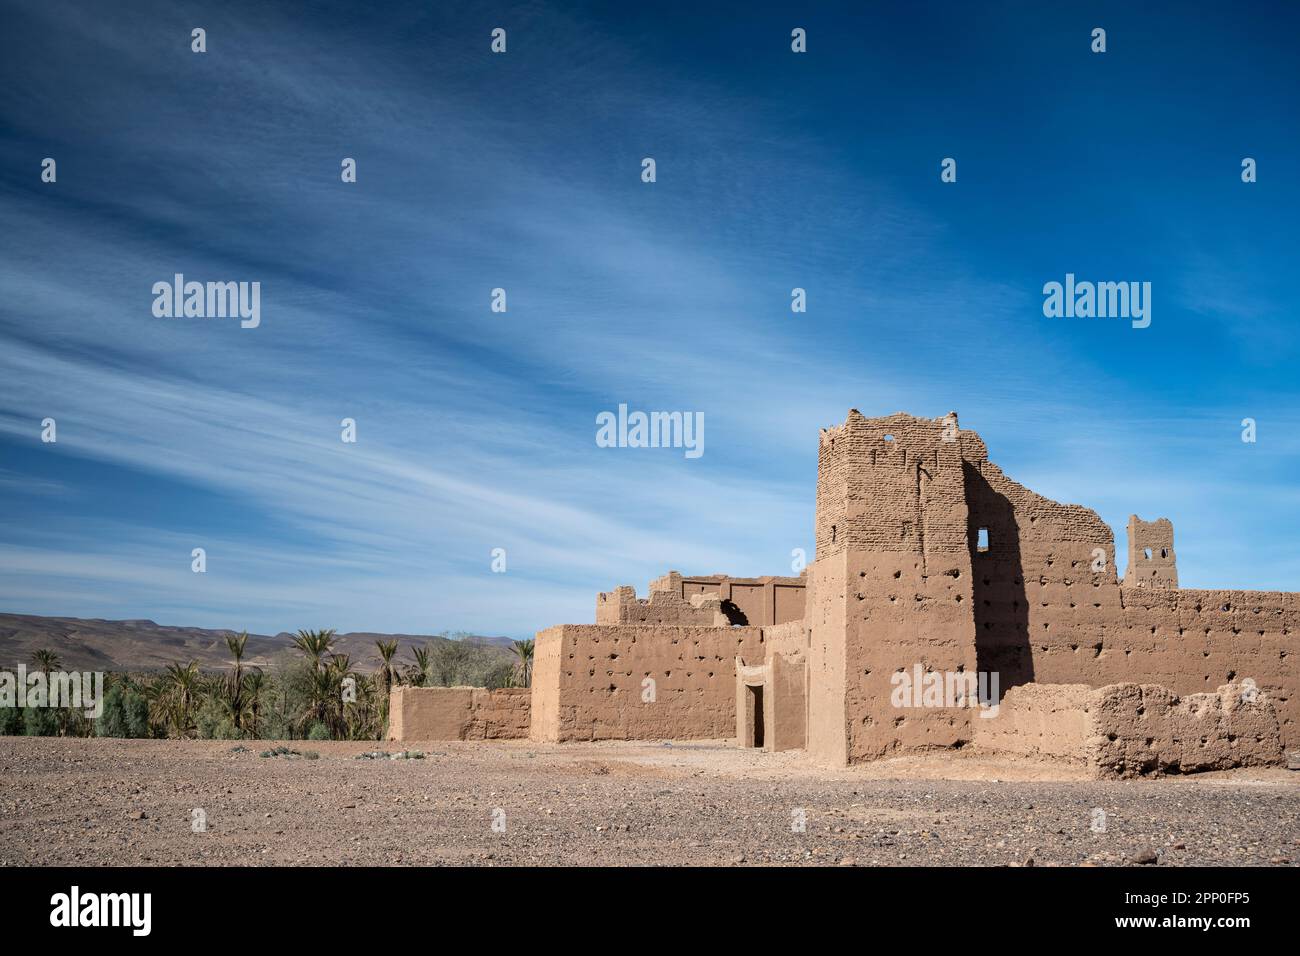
left=965, top=462, right=1033, bottom=695
left=721, top=600, right=748, bottom=625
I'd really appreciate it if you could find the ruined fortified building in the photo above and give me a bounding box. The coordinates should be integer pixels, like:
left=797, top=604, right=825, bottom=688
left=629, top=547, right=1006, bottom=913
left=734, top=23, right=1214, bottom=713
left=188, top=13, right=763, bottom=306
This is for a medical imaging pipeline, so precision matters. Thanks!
left=391, top=411, right=1296, bottom=776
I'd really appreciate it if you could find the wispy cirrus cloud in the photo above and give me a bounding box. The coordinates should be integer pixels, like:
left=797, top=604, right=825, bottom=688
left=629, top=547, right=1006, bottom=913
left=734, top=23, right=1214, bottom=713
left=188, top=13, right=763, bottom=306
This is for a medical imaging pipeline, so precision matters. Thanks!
left=1, top=0, right=1297, bottom=634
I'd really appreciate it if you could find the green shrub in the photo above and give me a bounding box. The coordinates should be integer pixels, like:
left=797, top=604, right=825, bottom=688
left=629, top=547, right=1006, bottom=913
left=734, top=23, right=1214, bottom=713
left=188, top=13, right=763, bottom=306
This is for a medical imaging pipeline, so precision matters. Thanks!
left=307, top=721, right=331, bottom=741
left=23, top=707, right=60, bottom=737
left=0, top=706, right=23, bottom=736
left=96, top=684, right=152, bottom=738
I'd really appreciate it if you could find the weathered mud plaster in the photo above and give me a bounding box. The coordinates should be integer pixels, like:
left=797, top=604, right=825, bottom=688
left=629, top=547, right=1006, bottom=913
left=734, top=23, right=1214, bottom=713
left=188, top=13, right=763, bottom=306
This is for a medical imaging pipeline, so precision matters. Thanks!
left=975, top=680, right=1283, bottom=777
left=529, top=624, right=766, bottom=742
left=387, top=686, right=529, bottom=741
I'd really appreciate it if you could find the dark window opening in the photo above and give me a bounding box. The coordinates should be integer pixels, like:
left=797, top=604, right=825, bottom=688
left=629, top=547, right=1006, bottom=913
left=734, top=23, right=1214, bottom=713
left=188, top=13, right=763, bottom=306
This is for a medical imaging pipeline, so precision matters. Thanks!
left=748, top=685, right=765, bottom=748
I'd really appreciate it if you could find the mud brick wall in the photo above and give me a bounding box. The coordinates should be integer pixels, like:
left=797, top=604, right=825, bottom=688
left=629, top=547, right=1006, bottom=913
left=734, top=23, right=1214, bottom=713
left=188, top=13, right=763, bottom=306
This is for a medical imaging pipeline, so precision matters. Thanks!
left=1027, top=586, right=1298, bottom=749
left=810, top=410, right=1299, bottom=763
left=666, top=571, right=807, bottom=626
left=745, top=619, right=809, bottom=752
left=1089, top=680, right=1282, bottom=776
left=957, top=417, right=1296, bottom=747
left=529, top=624, right=766, bottom=742
left=1124, top=515, right=1178, bottom=588
left=595, top=585, right=726, bottom=626
left=976, top=681, right=1283, bottom=777
left=762, top=619, right=809, bottom=659
left=973, top=683, right=1095, bottom=762
left=466, top=687, right=531, bottom=739
left=810, top=412, right=979, bottom=764
left=387, top=686, right=530, bottom=741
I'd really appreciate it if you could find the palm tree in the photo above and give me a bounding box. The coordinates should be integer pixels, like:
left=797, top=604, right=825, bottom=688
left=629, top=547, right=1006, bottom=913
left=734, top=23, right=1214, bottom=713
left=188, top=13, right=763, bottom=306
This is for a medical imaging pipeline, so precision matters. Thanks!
left=223, top=631, right=249, bottom=734
left=299, top=666, right=334, bottom=736
left=409, top=644, right=431, bottom=688
left=30, top=647, right=67, bottom=734
left=161, top=661, right=201, bottom=738
left=243, top=669, right=266, bottom=738
left=292, top=629, right=337, bottom=673
left=375, top=639, right=399, bottom=694
left=31, top=648, right=62, bottom=673
left=373, top=639, right=400, bottom=739
left=511, top=639, right=535, bottom=688
left=342, top=671, right=380, bottom=741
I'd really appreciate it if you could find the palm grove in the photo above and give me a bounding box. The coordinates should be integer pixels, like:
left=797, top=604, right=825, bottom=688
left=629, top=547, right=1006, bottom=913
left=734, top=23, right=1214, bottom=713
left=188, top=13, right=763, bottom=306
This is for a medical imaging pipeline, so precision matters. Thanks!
left=1, top=631, right=535, bottom=740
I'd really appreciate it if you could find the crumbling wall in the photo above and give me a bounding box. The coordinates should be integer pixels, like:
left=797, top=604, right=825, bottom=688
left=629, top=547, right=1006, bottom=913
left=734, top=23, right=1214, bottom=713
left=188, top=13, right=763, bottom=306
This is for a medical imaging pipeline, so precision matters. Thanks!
left=926, top=413, right=1296, bottom=752
left=659, top=570, right=807, bottom=626
left=1124, top=515, right=1178, bottom=588
left=387, top=686, right=531, bottom=741
left=528, top=624, right=766, bottom=742
left=975, top=680, right=1283, bottom=777
left=595, top=584, right=727, bottom=626
left=1028, top=586, right=1298, bottom=752
left=807, top=409, right=1298, bottom=763
left=1090, top=680, right=1282, bottom=775
left=960, top=435, right=1117, bottom=693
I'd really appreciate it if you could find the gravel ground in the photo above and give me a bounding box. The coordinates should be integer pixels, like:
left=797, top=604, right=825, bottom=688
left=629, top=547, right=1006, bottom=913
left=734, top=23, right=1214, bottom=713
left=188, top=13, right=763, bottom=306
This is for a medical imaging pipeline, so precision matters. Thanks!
left=1, top=737, right=1296, bottom=866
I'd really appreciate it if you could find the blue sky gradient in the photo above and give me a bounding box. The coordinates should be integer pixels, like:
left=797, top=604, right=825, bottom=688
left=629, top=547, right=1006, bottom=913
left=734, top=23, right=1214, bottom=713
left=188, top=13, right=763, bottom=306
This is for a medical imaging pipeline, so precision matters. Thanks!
left=1, top=0, right=1297, bottom=637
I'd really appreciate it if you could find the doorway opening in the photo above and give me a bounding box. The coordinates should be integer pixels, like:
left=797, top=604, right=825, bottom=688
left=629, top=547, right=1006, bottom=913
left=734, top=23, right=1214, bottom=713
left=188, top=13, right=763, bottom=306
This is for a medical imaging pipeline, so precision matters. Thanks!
left=748, top=684, right=765, bottom=748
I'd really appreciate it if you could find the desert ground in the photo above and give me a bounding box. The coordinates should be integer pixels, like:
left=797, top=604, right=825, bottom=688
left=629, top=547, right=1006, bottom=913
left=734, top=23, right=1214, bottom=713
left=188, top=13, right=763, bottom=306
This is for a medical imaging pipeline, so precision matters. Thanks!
left=1, top=737, right=1296, bottom=867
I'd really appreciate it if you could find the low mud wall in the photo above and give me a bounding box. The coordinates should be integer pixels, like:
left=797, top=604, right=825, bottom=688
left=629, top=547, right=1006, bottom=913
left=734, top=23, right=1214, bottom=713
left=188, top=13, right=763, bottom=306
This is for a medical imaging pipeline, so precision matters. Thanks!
left=387, top=686, right=530, bottom=741
left=976, top=680, right=1283, bottom=777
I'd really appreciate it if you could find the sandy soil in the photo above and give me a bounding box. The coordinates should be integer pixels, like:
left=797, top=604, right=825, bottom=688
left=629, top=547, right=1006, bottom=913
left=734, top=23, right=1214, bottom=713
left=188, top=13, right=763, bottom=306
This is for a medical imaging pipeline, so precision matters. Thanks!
left=1, top=737, right=1296, bottom=866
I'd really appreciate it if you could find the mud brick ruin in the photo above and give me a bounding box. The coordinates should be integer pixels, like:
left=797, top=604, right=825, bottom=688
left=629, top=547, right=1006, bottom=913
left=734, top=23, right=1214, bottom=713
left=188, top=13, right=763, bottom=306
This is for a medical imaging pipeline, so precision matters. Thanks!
left=392, top=411, right=1296, bottom=776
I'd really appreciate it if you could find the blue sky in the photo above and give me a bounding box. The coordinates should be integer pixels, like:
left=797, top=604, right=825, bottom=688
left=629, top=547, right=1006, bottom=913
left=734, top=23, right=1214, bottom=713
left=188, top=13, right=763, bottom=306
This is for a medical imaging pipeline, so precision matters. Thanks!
left=1, top=0, right=1297, bottom=637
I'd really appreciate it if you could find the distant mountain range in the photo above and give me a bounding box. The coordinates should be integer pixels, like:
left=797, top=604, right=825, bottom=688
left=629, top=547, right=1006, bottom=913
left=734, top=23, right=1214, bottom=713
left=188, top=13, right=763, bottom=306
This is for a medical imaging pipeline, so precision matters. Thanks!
left=0, top=613, right=516, bottom=673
